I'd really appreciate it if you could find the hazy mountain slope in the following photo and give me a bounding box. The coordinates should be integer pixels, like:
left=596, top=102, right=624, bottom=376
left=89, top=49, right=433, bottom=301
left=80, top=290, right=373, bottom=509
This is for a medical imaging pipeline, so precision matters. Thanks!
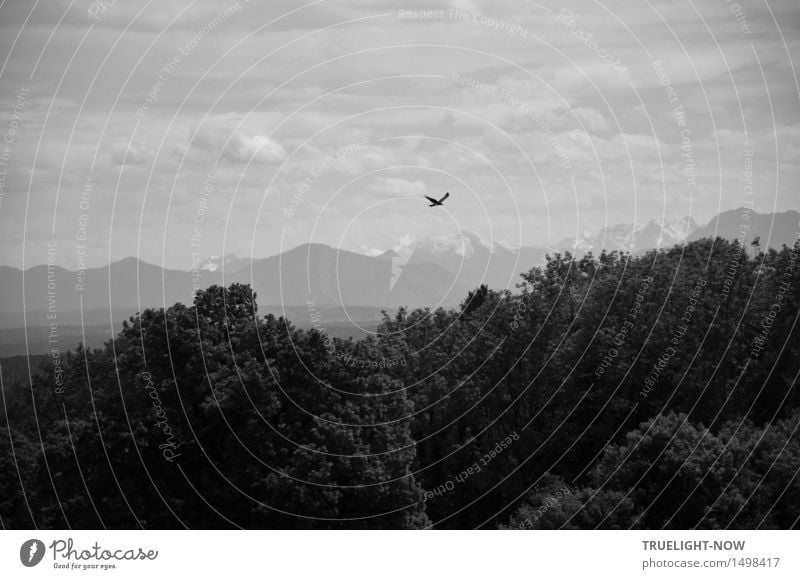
left=688, top=208, right=800, bottom=248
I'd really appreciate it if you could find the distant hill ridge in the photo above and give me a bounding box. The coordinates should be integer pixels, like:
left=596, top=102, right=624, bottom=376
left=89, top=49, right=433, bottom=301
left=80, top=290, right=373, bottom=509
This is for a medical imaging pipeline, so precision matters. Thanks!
left=1, top=209, right=798, bottom=326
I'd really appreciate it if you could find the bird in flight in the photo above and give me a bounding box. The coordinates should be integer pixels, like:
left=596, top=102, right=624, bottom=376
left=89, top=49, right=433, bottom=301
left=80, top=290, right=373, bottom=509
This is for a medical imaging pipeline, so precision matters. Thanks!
left=425, top=192, right=449, bottom=207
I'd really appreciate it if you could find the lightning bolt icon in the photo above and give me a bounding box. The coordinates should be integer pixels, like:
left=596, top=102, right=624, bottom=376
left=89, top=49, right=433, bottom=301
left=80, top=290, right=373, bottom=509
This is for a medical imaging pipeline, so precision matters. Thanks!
left=28, top=542, right=38, bottom=563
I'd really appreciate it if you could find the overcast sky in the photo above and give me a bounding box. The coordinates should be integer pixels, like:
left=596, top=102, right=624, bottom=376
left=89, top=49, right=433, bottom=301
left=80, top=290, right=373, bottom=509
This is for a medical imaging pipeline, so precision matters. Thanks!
left=0, top=0, right=798, bottom=269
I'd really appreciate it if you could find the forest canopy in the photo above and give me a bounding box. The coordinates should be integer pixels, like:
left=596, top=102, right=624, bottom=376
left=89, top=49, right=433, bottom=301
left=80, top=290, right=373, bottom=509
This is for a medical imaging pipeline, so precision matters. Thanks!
left=2, top=236, right=799, bottom=529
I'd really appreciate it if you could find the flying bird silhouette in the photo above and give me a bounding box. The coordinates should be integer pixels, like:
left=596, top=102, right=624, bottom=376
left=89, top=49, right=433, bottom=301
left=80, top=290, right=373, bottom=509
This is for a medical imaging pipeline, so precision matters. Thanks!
left=425, top=192, right=449, bottom=207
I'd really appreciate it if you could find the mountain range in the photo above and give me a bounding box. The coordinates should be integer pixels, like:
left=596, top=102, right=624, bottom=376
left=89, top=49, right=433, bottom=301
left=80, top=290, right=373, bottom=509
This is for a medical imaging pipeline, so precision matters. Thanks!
left=0, top=208, right=797, bottom=356
left=559, top=216, right=699, bottom=255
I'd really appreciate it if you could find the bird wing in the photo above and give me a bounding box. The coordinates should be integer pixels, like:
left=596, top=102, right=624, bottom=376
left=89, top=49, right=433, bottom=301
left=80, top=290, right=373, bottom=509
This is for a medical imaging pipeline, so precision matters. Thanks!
left=439, top=192, right=450, bottom=203
left=424, top=196, right=439, bottom=204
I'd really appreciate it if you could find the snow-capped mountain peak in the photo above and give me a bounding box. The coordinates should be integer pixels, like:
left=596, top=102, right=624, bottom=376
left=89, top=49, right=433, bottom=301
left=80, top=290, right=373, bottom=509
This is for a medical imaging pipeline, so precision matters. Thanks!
left=412, top=230, right=483, bottom=258
left=558, top=217, right=698, bottom=254
left=199, top=253, right=241, bottom=272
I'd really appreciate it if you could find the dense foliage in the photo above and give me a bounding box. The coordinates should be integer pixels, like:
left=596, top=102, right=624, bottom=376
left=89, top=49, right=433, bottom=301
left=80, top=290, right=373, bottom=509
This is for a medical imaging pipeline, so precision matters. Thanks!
left=2, top=237, right=799, bottom=529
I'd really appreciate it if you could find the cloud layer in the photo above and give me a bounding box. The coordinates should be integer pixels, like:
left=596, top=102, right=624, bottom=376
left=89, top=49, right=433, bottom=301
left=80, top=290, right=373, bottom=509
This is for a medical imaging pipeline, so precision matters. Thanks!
left=0, top=0, right=798, bottom=268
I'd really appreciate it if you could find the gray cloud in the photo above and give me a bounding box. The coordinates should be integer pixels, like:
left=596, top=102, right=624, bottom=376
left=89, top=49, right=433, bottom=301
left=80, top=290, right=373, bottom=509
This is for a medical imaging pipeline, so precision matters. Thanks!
left=0, top=0, right=797, bottom=268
